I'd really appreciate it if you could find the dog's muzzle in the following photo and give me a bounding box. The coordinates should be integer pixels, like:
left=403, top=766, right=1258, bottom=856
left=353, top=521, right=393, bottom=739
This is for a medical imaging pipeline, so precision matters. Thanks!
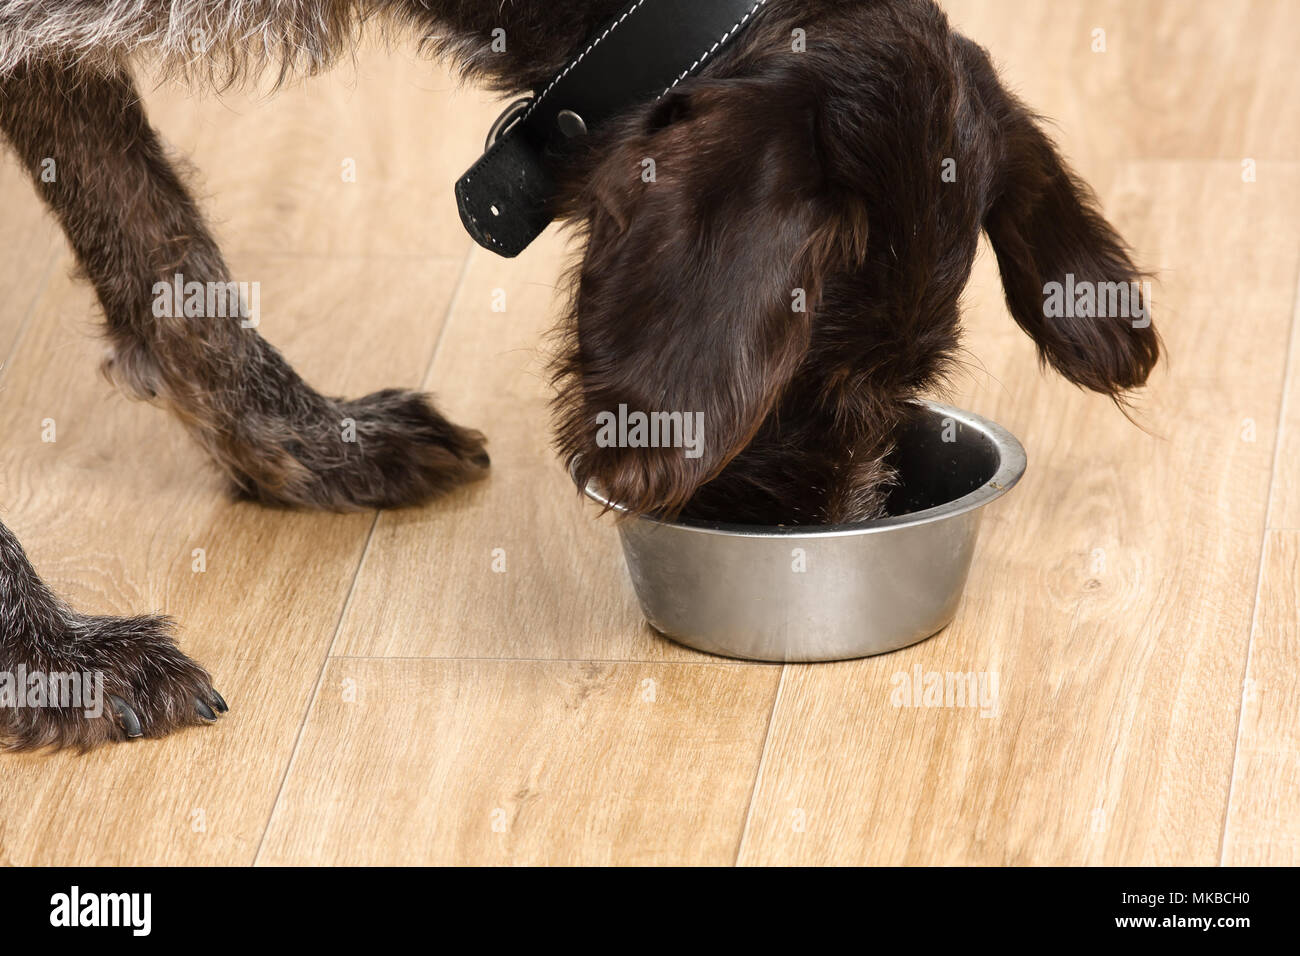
left=455, top=0, right=769, bottom=258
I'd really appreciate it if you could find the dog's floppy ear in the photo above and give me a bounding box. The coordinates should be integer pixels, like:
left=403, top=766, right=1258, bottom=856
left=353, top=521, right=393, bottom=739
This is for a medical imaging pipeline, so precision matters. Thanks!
left=554, top=76, right=865, bottom=516
left=962, top=41, right=1160, bottom=396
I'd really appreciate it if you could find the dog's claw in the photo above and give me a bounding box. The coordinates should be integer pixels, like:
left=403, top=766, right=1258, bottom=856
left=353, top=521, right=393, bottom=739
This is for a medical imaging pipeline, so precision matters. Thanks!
left=211, top=690, right=228, bottom=714
left=195, top=698, right=217, bottom=721
left=109, top=695, right=143, bottom=738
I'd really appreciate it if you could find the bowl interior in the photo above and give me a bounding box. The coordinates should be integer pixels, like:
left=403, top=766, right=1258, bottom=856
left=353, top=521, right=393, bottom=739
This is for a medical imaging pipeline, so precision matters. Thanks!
left=881, top=405, right=1001, bottom=516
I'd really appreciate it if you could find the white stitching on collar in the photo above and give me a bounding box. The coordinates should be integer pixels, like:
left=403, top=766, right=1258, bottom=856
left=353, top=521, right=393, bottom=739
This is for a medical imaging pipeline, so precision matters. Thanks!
left=519, top=0, right=652, bottom=124
left=661, top=0, right=768, bottom=97
left=519, top=0, right=769, bottom=126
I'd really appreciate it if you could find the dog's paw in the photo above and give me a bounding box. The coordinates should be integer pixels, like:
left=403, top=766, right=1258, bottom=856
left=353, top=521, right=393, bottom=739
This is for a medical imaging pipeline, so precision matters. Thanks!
left=1, top=613, right=226, bottom=752
left=335, top=388, right=490, bottom=500
left=230, top=388, right=489, bottom=511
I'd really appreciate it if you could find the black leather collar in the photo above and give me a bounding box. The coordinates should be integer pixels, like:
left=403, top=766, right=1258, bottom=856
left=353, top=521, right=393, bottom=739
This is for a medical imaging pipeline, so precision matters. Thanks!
left=455, top=0, right=769, bottom=258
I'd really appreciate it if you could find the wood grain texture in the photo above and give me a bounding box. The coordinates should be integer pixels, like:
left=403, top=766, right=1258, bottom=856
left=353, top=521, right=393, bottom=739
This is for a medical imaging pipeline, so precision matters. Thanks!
left=942, top=0, right=1300, bottom=166
left=1, top=4, right=1298, bottom=866
left=258, top=659, right=778, bottom=865
left=144, top=51, right=502, bottom=261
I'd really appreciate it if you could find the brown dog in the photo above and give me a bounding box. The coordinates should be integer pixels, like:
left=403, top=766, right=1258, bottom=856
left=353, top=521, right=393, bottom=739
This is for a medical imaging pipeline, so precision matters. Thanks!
left=0, top=0, right=1157, bottom=749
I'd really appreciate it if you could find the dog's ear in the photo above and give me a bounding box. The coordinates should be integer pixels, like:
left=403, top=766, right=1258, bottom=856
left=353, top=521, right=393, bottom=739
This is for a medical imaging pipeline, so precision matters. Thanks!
left=554, top=77, right=866, bottom=516
left=964, top=42, right=1160, bottom=396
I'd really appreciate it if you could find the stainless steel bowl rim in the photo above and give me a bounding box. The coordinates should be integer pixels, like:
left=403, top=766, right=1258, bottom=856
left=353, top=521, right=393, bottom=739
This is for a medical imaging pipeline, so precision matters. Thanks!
left=577, top=400, right=1027, bottom=539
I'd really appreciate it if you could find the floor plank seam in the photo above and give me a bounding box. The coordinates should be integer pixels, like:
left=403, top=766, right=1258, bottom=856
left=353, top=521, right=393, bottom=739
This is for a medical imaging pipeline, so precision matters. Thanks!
left=250, top=509, right=381, bottom=866
left=420, top=244, right=476, bottom=392
left=250, top=244, right=476, bottom=865
left=1218, top=256, right=1300, bottom=864
left=734, top=664, right=788, bottom=866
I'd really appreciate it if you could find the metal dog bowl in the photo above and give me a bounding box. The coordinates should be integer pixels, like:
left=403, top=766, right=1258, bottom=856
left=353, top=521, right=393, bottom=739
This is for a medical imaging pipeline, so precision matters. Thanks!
left=580, top=400, right=1026, bottom=662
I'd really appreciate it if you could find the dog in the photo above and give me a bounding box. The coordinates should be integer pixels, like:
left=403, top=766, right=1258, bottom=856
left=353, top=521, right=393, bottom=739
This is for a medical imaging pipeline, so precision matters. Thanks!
left=0, top=0, right=1159, bottom=750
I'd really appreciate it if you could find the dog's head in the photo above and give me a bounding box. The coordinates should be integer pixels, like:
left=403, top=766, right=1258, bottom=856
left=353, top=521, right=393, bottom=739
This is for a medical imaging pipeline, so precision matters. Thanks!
left=553, top=0, right=1159, bottom=523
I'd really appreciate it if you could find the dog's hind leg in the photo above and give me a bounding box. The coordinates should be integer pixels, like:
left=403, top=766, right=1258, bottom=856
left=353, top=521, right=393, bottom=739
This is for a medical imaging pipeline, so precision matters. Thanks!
left=0, top=59, right=489, bottom=512
left=0, top=515, right=226, bottom=750
left=0, top=62, right=234, bottom=747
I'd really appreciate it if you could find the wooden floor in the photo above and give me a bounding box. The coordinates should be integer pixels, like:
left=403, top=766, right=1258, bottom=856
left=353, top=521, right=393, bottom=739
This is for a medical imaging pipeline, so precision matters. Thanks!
left=1, top=0, right=1297, bottom=866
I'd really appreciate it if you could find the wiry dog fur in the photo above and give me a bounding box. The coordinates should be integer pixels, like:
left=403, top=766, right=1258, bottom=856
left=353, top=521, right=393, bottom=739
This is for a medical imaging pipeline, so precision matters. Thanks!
left=0, top=0, right=1158, bottom=749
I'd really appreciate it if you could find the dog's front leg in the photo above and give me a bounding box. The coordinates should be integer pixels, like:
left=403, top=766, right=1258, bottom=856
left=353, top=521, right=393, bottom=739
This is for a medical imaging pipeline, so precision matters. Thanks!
left=0, top=59, right=489, bottom=511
